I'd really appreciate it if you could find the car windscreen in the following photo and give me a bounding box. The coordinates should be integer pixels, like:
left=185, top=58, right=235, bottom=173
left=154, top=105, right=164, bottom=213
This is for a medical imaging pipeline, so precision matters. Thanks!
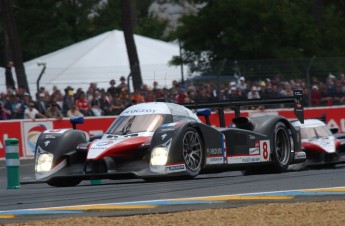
left=106, top=114, right=164, bottom=135
left=300, top=126, right=332, bottom=139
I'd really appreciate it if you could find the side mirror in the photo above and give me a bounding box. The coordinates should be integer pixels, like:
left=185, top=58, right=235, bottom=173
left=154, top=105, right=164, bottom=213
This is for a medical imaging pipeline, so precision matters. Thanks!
left=330, top=127, right=339, bottom=134
left=70, top=117, right=84, bottom=129
left=196, top=109, right=212, bottom=126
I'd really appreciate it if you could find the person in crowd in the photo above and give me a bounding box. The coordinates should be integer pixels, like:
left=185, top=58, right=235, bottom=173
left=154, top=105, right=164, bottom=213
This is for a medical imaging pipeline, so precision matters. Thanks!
left=281, top=82, right=294, bottom=97
left=118, top=76, right=127, bottom=90
left=228, top=87, right=243, bottom=100
left=109, top=95, right=125, bottom=115
left=140, top=83, right=149, bottom=100
left=45, top=102, right=63, bottom=120
left=333, top=85, right=345, bottom=105
left=144, top=91, right=155, bottom=102
left=195, top=86, right=210, bottom=102
left=67, top=104, right=84, bottom=117
left=85, top=86, right=94, bottom=103
left=90, top=91, right=102, bottom=116
left=130, top=89, right=144, bottom=104
left=258, top=81, right=270, bottom=99
left=24, top=102, right=46, bottom=120
left=90, top=82, right=101, bottom=93
left=37, top=93, right=47, bottom=115
left=12, top=95, right=25, bottom=119
left=107, top=79, right=119, bottom=98
left=152, top=81, right=159, bottom=92
left=119, top=87, right=129, bottom=106
left=236, top=76, right=248, bottom=95
left=76, top=92, right=91, bottom=116
left=247, top=86, right=260, bottom=99
left=5, top=61, right=16, bottom=91
left=62, top=86, right=75, bottom=116
left=169, top=80, right=179, bottom=95
left=310, top=85, right=321, bottom=106
left=99, top=91, right=112, bottom=115
left=175, top=88, right=187, bottom=103
left=0, top=101, right=12, bottom=120
left=319, top=82, right=333, bottom=106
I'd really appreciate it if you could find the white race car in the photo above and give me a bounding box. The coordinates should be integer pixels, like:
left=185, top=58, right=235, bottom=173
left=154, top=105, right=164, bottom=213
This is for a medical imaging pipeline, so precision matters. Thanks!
left=292, top=119, right=345, bottom=166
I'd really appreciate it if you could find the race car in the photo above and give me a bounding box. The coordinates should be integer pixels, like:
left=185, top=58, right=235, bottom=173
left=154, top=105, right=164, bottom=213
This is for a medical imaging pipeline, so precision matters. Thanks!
left=25, top=90, right=306, bottom=187
left=292, top=119, right=345, bottom=166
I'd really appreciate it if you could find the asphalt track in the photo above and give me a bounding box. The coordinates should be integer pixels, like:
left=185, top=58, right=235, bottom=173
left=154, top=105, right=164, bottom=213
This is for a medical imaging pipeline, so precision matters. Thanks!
left=1, top=160, right=345, bottom=224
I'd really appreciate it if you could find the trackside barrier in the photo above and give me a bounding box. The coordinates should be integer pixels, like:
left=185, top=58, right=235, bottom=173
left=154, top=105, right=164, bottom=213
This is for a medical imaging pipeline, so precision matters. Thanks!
left=1, top=107, right=345, bottom=159
left=5, top=138, right=20, bottom=189
left=91, top=179, right=102, bottom=185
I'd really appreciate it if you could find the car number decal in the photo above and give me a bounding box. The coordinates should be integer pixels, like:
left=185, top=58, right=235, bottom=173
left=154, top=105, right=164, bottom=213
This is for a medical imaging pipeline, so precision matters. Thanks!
left=260, top=140, right=270, bottom=161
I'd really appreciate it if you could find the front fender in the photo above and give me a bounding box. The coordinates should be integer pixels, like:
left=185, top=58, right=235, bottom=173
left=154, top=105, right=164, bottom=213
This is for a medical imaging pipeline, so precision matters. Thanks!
left=150, top=122, right=192, bottom=165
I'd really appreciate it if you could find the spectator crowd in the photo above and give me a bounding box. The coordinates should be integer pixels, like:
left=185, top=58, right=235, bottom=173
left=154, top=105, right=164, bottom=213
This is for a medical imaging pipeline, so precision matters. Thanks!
left=1, top=72, right=345, bottom=120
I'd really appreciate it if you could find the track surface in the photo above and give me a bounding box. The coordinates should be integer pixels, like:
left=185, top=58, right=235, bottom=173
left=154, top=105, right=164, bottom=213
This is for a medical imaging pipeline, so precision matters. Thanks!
left=1, top=160, right=345, bottom=223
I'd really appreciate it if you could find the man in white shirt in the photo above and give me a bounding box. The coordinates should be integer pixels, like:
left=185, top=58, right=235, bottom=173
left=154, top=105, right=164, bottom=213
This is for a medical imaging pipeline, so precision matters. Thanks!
left=24, top=102, right=46, bottom=120
left=247, top=86, right=261, bottom=99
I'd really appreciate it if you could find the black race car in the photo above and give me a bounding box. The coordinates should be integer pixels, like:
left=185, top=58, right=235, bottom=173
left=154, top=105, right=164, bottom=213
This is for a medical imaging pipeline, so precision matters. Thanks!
left=24, top=90, right=306, bottom=186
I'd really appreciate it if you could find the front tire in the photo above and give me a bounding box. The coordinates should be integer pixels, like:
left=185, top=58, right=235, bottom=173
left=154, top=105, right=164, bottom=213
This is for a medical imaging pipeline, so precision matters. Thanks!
left=182, top=128, right=203, bottom=178
left=271, top=122, right=291, bottom=172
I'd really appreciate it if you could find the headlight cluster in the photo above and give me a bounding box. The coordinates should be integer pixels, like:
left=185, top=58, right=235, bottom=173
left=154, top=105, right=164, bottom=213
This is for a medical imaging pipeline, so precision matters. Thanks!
left=36, top=153, right=54, bottom=172
left=150, top=147, right=168, bottom=166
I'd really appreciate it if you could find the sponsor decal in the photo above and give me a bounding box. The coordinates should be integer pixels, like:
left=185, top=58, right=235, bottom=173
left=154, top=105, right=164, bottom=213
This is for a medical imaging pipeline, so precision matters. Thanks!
left=161, top=128, right=176, bottom=132
left=96, top=141, right=113, bottom=146
left=227, top=156, right=262, bottom=164
left=89, top=147, right=108, bottom=150
left=249, top=147, right=260, bottom=155
left=44, top=141, right=50, bottom=147
left=161, top=134, right=167, bottom=140
left=222, top=134, right=227, bottom=164
left=44, top=135, right=56, bottom=139
left=123, top=109, right=157, bottom=114
left=36, top=146, right=44, bottom=154
left=24, top=122, right=53, bottom=157
left=161, top=122, right=177, bottom=128
left=207, top=148, right=223, bottom=156
left=165, top=164, right=186, bottom=173
left=206, top=157, right=224, bottom=164
left=294, top=151, right=306, bottom=159
left=44, top=129, right=69, bottom=134
left=27, top=124, right=47, bottom=151
left=249, top=135, right=256, bottom=140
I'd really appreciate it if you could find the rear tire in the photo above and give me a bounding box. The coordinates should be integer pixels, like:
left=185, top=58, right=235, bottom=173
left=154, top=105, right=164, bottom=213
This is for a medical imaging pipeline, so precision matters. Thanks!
left=271, top=122, right=291, bottom=172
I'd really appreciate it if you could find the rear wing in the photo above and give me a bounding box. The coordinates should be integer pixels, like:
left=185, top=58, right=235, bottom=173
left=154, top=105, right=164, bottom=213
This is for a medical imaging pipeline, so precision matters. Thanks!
left=183, top=90, right=304, bottom=127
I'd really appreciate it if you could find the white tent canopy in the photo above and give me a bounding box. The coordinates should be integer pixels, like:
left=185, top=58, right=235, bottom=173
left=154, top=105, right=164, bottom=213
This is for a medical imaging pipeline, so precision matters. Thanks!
left=0, top=30, right=185, bottom=96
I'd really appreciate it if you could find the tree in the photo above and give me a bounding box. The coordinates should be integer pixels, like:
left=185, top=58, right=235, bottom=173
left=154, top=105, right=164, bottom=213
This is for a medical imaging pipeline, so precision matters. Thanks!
left=121, top=0, right=142, bottom=91
left=1, top=0, right=30, bottom=92
left=173, top=0, right=345, bottom=74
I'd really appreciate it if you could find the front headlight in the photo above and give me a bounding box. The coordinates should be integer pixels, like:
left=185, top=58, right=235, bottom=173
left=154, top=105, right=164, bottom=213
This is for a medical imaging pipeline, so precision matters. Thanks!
left=36, top=153, right=54, bottom=172
left=150, top=147, right=168, bottom=166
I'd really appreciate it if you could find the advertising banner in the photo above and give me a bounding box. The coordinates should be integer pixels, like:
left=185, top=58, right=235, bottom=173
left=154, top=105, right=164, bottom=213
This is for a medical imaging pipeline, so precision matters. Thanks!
left=0, top=106, right=345, bottom=159
left=0, top=121, right=22, bottom=158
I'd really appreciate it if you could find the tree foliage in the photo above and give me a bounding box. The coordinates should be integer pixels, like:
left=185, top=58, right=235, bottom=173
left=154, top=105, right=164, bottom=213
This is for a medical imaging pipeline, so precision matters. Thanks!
left=174, top=0, right=345, bottom=73
left=0, top=0, right=167, bottom=64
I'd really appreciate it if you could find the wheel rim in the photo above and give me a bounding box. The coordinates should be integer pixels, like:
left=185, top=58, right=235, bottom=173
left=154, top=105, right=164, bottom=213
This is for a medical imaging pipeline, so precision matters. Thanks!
left=275, top=127, right=290, bottom=165
left=183, top=130, right=202, bottom=172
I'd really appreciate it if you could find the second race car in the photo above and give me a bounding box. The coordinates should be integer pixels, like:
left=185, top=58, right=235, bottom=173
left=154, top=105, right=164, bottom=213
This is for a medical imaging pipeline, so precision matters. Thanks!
left=26, top=90, right=306, bottom=186
left=292, top=118, right=345, bottom=166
